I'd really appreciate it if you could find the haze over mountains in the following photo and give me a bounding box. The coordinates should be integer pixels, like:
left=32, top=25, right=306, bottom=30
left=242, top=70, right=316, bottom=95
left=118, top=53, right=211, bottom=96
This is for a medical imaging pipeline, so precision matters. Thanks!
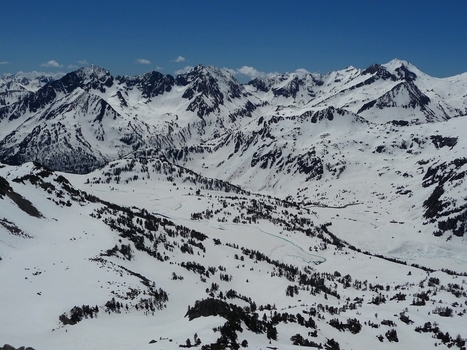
left=0, top=59, right=466, bottom=350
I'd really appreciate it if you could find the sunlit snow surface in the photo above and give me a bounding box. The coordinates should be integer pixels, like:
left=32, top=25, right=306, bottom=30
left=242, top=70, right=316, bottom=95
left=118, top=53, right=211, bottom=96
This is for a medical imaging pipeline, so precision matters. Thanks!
left=1, top=156, right=466, bottom=349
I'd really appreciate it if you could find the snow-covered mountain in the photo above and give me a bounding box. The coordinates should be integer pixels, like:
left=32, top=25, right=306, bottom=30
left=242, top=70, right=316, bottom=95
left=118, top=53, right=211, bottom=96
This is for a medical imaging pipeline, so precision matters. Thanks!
left=2, top=59, right=466, bottom=174
left=0, top=72, right=58, bottom=107
left=0, top=64, right=258, bottom=173
left=245, top=59, right=467, bottom=123
left=1, top=59, right=467, bottom=349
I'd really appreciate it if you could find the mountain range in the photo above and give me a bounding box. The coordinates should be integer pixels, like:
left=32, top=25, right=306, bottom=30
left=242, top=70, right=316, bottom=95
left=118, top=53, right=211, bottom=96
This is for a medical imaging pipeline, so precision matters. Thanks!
left=1, top=59, right=466, bottom=173
left=1, top=59, right=466, bottom=350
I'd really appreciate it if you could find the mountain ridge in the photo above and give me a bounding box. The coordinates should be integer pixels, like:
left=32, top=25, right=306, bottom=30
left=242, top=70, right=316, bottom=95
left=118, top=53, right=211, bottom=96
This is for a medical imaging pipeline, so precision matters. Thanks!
left=1, top=59, right=466, bottom=174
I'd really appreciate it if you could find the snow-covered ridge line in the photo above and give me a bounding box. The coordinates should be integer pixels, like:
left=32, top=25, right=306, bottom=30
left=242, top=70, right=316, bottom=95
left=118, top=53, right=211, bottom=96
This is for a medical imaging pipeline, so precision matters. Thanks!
left=1, top=58, right=466, bottom=174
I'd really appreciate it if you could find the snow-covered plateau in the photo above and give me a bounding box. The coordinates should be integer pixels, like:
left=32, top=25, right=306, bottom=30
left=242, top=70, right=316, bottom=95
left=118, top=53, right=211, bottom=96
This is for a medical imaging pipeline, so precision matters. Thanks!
left=0, top=59, right=466, bottom=350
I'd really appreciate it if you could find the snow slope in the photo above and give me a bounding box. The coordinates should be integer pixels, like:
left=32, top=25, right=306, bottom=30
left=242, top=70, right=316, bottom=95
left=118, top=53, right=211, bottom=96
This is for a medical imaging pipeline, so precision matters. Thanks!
left=0, top=160, right=465, bottom=349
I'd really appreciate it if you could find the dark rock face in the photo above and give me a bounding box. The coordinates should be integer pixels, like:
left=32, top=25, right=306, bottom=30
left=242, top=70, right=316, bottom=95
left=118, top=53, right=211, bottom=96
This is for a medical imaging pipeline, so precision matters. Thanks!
left=272, top=76, right=301, bottom=98
left=390, top=120, right=410, bottom=126
left=19, top=87, right=57, bottom=114
left=177, top=65, right=226, bottom=118
left=0, top=344, right=35, bottom=350
left=254, top=73, right=324, bottom=100
left=0, top=176, right=42, bottom=218
left=247, top=77, right=270, bottom=92
left=1, top=65, right=115, bottom=122
left=295, top=153, right=323, bottom=181
left=395, top=65, right=417, bottom=81
left=0, top=122, right=106, bottom=174
left=51, top=66, right=114, bottom=94
left=117, top=71, right=175, bottom=98
left=430, top=135, right=458, bottom=149
left=422, top=158, right=467, bottom=237
left=357, top=62, right=432, bottom=119
left=361, top=64, right=397, bottom=81
left=174, top=64, right=249, bottom=118
left=251, top=148, right=283, bottom=169
left=300, top=107, right=341, bottom=123
left=228, top=101, right=257, bottom=121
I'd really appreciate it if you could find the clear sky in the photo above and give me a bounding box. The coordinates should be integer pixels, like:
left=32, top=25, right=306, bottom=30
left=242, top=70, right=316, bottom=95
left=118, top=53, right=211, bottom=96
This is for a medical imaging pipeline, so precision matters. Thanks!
left=1, top=0, right=466, bottom=80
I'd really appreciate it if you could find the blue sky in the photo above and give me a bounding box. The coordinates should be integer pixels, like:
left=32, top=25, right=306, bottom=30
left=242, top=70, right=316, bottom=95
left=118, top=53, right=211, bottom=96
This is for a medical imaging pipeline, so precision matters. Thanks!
left=1, top=0, right=466, bottom=79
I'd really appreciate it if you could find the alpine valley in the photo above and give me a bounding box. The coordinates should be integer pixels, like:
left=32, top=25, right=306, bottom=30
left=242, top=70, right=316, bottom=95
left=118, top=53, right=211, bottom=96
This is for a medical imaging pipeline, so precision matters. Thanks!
left=0, top=59, right=466, bottom=350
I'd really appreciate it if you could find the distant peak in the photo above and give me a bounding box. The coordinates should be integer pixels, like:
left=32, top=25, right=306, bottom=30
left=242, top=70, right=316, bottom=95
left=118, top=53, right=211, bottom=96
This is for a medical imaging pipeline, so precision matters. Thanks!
left=77, top=65, right=110, bottom=78
left=181, top=64, right=236, bottom=83
left=362, top=63, right=383, bottom=74
left=56, top=65, right=114, bottom=92
left=388, top=58, right=410, bottom=66
left=382, top=59, right=420, bottom=81
left=5, top=71, right=65, bottom=80
left=382, top=58, right=419, bottom=72
left=292, top=68, right=318, bottom=79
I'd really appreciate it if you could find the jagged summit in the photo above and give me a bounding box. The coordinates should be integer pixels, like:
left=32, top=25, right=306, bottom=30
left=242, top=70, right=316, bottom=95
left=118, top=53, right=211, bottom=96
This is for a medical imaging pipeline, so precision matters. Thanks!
left=361, top=63, right=396, bottom=79
left=52, top=65, right=114, bottom=93
left=76, top=64, right=111, bottom=78
left=173, top=64, right=250, bottom=118
left=117, top=71, right=175, bottom=98
left=246, top=69, right=323, bottom=99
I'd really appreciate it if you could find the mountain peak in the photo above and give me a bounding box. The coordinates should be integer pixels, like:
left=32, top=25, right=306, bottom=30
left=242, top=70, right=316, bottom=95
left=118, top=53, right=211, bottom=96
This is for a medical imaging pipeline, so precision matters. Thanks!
left=382, top=58, right=421, bottom=81
left=386, top=58, right=411, bottom=67
left=75, top=65, right=112, bottom=81
left=81, top=64, right=109, bottom=74
left=54, top=65, right=114, bottom=93
left=361, top=62, right=411, bottom=82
